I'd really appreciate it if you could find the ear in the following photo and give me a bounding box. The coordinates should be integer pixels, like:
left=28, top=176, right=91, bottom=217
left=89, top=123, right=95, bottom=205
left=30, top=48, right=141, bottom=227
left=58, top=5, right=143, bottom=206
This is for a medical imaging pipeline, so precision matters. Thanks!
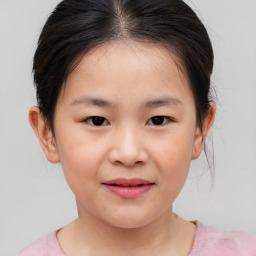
left=29, top=106, right=60, bottom=163
left=192, top=102, right=216, bottom=160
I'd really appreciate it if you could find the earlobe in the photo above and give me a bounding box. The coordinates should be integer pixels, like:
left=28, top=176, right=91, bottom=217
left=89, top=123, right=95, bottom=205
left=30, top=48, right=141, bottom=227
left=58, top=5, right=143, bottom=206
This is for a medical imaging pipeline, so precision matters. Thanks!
left=192, top=102, right=216, bottom=160
left=29, top=106, right=60, bottom=163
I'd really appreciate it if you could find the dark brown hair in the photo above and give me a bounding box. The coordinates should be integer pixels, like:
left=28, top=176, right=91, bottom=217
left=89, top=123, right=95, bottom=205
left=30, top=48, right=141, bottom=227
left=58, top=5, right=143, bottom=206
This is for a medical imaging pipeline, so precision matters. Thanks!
left=33, top=0, right=214, bottom=132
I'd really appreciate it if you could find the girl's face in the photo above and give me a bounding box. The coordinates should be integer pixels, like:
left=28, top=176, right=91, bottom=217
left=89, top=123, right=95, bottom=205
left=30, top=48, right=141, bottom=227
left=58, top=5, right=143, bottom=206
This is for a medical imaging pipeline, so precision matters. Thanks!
left=34, top=42, right=213, bottom=228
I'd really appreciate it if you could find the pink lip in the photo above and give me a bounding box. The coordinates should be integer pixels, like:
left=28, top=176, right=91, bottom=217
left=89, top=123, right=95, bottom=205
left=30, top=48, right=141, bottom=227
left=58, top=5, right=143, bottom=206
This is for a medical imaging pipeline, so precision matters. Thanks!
left=102, top=178, right=155, bottom=199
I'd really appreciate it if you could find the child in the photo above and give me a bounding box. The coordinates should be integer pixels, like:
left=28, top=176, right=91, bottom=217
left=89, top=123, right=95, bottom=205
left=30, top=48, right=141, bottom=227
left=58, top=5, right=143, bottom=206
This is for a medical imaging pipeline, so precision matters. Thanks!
left=19, top=0, right=256, bottom=255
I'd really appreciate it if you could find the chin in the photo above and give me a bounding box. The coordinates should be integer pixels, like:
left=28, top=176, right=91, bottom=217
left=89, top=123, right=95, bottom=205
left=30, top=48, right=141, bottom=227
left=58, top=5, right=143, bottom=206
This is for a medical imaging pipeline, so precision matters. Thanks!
left=102, top=210, right=158, bottom=230
left=110, top=219, right=151, bottom=229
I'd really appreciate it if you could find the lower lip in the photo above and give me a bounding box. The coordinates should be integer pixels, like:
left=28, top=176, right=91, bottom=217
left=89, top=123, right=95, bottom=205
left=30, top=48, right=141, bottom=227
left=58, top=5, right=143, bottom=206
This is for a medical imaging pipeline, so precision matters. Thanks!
left=103, top=184, right=153, bottom=199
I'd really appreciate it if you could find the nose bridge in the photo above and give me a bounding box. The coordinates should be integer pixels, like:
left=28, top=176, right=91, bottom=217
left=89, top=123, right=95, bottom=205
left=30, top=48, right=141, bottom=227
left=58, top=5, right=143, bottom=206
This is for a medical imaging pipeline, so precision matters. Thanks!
left=109, top=124, right=148, bottom=167
left=121, top=125, right=139, bottom=152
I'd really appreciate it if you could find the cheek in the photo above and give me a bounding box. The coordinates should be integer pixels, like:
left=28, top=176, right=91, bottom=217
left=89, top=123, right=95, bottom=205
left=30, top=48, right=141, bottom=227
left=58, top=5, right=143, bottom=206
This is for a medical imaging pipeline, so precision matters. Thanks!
left=151, top=129, right=195, bottom=192
left=159, top=142, right=191, bottom=183
left=56, top=136, right=106, bottom=195
left=151, top=128, right=195, bottom=167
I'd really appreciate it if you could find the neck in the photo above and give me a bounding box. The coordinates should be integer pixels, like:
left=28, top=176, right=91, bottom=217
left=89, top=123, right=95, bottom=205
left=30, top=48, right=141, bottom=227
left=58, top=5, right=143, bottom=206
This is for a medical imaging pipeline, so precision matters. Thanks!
left=79, top=208, right=176, bottom=255
left=57, top=202, right=196, bottom=256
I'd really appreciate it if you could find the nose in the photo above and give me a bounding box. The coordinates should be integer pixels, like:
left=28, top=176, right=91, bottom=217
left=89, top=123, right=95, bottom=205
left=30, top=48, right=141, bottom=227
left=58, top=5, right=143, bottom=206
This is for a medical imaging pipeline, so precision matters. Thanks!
left=108, top=127, right=149, bottom=167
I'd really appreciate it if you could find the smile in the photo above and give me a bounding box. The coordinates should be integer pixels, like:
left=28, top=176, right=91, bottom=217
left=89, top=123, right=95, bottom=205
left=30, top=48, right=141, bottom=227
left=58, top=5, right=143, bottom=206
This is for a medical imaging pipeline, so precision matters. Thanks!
left=102, top=178, right=155, bottom=199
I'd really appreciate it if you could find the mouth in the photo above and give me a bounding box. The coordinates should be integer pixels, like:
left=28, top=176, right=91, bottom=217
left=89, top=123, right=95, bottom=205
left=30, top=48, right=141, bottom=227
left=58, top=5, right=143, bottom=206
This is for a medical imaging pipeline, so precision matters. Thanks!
left=102, top=178, right=155, bottom=199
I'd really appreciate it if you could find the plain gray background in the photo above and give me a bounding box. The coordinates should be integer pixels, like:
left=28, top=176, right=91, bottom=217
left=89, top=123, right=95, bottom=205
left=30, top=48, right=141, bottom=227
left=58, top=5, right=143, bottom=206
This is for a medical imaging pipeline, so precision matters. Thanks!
left=0, top=0, right=256, bottom=255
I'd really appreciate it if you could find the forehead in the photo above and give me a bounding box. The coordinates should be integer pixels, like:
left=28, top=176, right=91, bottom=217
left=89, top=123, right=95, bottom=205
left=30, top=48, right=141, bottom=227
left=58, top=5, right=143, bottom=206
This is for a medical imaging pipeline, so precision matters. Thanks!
left=60, top=41, right=193, bottom=104
left=69, top=41, right=186, bottom=81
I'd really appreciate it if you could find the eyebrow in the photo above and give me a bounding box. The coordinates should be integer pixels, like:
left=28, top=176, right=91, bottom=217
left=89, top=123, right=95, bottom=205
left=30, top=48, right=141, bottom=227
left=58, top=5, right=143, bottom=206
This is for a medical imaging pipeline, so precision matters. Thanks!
left=71, top=97, right=112, bottom=107
left=71, top=96, right=182, bottom=108
left=144, top=97, right=183, bottom=108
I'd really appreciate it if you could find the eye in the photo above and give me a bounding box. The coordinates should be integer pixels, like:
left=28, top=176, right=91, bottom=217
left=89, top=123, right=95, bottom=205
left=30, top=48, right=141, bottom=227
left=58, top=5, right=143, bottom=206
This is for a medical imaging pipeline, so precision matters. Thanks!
left=147, top=116, right=171, bottom=126
left=84, top=116, right=109, bottom=126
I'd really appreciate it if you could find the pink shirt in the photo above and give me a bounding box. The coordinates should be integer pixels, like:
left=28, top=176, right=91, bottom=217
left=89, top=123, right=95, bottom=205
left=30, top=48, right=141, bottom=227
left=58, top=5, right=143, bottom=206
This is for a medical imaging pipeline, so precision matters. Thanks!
left=18, top=222, right=256, bottom=256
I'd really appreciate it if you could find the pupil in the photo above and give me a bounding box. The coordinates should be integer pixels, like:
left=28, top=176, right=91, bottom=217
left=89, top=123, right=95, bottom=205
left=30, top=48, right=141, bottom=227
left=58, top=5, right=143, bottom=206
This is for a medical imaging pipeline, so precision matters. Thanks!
left=92, top=116, right=105, bottom=126
left=152, top=116, right=164, bottom=125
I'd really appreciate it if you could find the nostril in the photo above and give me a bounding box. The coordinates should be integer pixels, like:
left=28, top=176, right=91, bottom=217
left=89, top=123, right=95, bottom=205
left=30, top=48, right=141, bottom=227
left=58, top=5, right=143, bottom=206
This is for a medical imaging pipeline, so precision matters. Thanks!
left=113, top=160, right=144, bottom=167
left=108, top=146, right=149, bottom=167
left=133, top=160, right=144, bottom=167
left=113, top=160, right=123, bottom=166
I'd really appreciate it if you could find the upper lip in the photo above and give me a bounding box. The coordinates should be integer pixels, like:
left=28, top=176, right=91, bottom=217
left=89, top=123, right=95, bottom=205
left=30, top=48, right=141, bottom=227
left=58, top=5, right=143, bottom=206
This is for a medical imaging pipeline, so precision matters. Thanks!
left=102, top=178, right=154, bottom=186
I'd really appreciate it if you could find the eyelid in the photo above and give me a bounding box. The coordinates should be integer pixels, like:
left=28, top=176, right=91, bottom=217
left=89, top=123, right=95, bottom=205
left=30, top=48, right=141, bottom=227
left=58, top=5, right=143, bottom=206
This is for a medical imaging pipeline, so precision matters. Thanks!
left=147, top=116, right=173, bottom=126
left=82, top=115, right=173, bottom=126
left=83, top=116, right=110, bottom=126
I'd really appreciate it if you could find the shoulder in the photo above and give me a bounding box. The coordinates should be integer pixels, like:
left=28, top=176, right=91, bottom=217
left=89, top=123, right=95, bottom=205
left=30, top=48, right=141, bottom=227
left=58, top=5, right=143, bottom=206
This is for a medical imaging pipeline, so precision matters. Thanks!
left=18, top=231, right=65, bottom=256
left=190, top=221, right=256, bottom=256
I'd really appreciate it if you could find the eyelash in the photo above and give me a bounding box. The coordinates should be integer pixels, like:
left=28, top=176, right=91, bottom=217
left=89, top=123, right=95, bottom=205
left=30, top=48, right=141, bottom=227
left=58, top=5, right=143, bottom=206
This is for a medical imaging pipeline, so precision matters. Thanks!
left=83, top=116, right=173, bottom=127
left=147, top=116, right=172, bottom=126
left=84, top=116, right=109, bottom=126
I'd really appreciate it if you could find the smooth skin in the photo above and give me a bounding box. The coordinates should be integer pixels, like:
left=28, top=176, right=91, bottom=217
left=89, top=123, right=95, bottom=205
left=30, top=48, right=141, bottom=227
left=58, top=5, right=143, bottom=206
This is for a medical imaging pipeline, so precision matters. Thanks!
left=29, top=41, right=215, bottom=256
